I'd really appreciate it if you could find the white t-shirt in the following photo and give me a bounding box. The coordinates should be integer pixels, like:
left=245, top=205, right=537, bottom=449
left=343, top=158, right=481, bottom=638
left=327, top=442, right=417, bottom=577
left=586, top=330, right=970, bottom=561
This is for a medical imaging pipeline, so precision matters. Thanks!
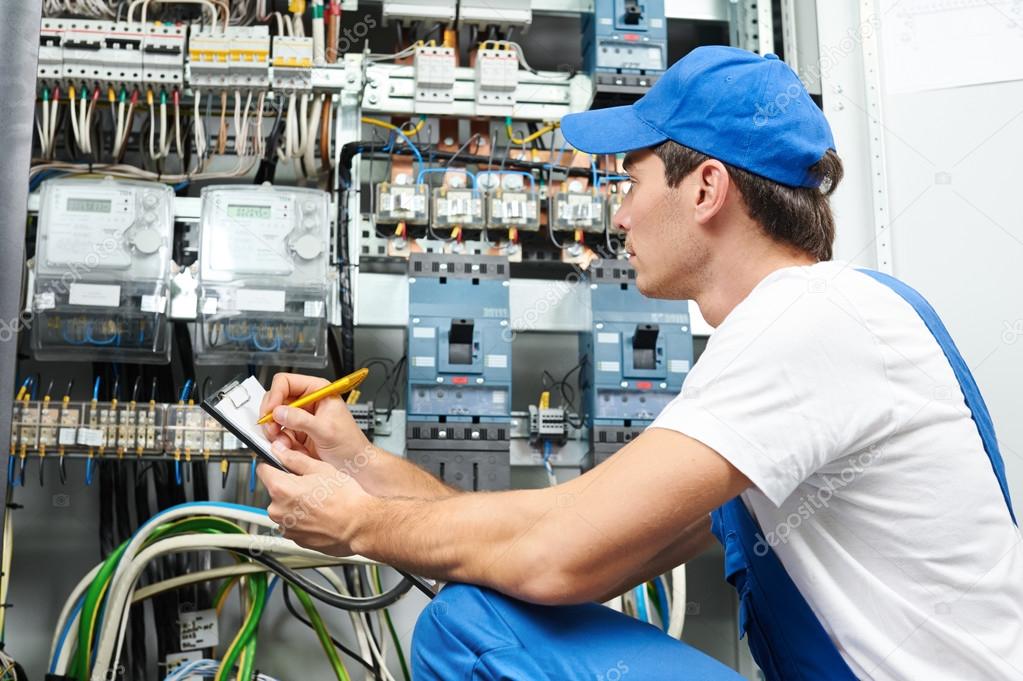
left=649, top=261, right=1023, bottom=681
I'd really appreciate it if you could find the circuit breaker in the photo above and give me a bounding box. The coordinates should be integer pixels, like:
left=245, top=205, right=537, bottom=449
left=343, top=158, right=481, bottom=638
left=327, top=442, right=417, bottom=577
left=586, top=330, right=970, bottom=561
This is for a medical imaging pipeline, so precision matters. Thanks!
left=583, top=0, right=667, bottom=97
left=31, top=177, right=174, bottom=363
left=406, top=253, right=512, bottom=490
left=581, top=260, right=692, bottom=466
left=194, top=184, right=331, bottom=367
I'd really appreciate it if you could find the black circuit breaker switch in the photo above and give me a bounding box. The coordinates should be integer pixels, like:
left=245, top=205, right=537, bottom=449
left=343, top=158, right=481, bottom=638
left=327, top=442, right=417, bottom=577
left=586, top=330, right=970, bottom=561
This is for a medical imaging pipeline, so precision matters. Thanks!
left=623, top=0, right=643, bottom=25
left=448, top=318, right=475, bottom=365
left=633, top=323, right=660, bottom=370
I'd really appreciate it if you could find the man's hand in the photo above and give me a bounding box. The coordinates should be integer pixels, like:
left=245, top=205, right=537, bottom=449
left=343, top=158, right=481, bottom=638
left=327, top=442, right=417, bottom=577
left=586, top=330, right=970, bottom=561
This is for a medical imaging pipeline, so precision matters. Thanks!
left=260, top=373, right=370, bottom=469
left=260, top=372, right=458, bottom=499
left=257, top=444, right=376, bottom=556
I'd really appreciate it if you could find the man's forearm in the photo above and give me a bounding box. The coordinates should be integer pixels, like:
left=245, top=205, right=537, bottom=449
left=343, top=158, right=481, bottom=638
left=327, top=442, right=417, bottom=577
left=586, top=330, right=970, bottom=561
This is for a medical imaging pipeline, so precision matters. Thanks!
left=595, top=515, right=713, bottom=603
left=353, top=446, right=459, bottom=499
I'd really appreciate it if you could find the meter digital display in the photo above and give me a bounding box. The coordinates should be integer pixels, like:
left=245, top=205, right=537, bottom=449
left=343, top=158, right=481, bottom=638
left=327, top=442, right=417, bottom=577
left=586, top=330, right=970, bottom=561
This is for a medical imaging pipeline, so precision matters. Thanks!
left=227, top=204, right=271, bottom=219
left=66, top=197, right=112, bottom=213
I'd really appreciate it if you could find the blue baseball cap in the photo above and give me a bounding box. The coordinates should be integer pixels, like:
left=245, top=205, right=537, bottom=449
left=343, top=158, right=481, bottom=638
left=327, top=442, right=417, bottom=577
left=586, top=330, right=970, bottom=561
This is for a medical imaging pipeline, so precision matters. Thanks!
left=560, top=46, right=835, bottom=188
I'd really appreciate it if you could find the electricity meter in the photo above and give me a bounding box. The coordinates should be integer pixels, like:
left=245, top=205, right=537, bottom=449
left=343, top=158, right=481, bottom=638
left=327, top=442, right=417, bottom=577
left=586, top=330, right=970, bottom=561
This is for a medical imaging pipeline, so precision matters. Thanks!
left=195, top=184, right=330, bottom=367
left=32, top=177, right=173, bottom=363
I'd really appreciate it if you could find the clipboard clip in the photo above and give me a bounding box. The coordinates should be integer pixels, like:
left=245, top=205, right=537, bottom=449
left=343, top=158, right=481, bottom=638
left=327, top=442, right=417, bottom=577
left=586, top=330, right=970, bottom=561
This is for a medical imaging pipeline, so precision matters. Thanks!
left=212, top=379, right=252, bottom=409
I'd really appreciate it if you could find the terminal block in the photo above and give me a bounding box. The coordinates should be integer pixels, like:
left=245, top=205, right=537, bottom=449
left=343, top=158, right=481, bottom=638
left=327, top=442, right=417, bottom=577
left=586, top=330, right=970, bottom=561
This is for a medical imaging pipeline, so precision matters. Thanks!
left=528, top=405, right=567, bottom=445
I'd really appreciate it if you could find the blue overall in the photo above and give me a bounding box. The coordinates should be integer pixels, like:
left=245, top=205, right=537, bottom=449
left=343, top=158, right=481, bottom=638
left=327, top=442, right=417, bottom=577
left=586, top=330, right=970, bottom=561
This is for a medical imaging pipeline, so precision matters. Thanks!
left=411, top=270, right=1015, bottom=680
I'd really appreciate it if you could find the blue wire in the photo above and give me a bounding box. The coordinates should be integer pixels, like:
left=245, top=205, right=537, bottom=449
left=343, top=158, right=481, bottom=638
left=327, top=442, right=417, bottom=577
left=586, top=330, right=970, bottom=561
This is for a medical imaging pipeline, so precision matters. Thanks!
left=267, top=575, right=280, bottom=599
left=248, top=458, right=257, bottom=493
left=633, top=584, right=649, bottom=623
left=175, top=459, right=182, bottom=485
left=416, top=167, right=477, bottom=187
left=652, top=578, right=671, bottom=631
left=251, top=330, right=281, bottom=352
left=172, top=180, right=190, bottom=192
left=596, top=174, right=630, bottom=188
left=92, top=377, right=101, bottom=400
left=387, top=126, right=423, bottom=169
left=179, top=379, right=193, bottom=403
left=85, top=457, right=94, bottom=485
left=49, top=595, right=85, bottom=673
left=590, top=155, right=598, bottom=188
left=6, top=456, right=16, bottom=488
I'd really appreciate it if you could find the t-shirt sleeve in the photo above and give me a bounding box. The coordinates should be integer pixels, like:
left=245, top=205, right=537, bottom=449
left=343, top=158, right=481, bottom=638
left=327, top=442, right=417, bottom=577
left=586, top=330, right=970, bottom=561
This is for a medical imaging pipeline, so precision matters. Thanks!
left=648, top=277, right=896, bottom=506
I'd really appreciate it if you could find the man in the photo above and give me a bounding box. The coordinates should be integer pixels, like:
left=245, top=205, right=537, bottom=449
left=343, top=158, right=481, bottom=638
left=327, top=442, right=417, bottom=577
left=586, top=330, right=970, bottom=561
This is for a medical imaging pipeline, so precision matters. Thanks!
left=257, top=46, right=1022, bottom=679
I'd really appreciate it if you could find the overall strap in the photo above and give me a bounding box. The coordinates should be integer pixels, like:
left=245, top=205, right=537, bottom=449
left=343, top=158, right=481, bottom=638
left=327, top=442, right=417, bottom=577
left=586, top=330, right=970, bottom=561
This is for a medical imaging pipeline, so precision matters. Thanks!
left=858, top=269, right=1016, bottom=524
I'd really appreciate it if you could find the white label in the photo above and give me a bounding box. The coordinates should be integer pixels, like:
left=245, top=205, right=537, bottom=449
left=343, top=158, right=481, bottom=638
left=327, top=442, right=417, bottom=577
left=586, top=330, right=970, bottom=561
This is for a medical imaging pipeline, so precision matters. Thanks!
left=202, top=297, right=218, bottom=314
left=236, top=288, right=286, bottom=312
left=485, top=354, right=507, bottom=368
left=412, top=355, right=435, bottom=367
left=598, top=361, right=621, bottom=373
left=141, top=294, right=167, bottom=313
left=222, top=433, right=239, bottom=450
left=597, top=332, right=619, bottom=344
left=58, top=428, right=77, bottom=446
left=650, top=18, right=664, bottom=28
left=164, top=650, right=203, bottom=676
left=77, top=428, right=104, bottom=447
left=35, top=292, right=56, bottom=311
left=179, top=609, right=219, bottom=651
left=412, top=326, right=436, bottom=338
left=669, top=359, right=691, bottom=374
left=69, top=283, right=120, bottom=307
left=492, top=390, right=506, bottom=403
left=303, top=300, right=324, bottom=318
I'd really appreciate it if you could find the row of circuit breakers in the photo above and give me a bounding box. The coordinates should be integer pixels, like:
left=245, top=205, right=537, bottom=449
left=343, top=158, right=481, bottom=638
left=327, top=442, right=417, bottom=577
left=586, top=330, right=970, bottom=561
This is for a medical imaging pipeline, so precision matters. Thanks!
left=37, top=0, right=669, bottom=97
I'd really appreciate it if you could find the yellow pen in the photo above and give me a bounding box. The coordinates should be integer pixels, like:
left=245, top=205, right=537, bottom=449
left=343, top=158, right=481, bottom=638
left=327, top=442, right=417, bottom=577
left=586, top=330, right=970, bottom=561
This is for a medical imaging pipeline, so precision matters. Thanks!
left=256, top=368, right=369, bottom=426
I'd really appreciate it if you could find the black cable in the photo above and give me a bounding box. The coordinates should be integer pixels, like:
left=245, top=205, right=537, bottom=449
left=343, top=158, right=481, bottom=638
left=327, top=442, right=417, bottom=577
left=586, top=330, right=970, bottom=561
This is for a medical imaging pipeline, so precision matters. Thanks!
left=235, top=548, right=434, bottom=608
left=281, top=584, right=379, bottom=675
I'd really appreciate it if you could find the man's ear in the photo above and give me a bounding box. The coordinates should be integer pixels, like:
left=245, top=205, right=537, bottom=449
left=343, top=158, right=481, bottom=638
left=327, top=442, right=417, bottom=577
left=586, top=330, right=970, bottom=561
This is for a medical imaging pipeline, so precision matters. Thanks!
left=693, top=159, right=731, bottom=225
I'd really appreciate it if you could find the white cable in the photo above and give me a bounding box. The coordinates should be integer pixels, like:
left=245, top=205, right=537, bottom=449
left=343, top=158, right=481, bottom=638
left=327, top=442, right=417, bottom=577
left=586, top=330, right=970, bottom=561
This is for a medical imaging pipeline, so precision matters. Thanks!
left=48, top=96, right=60, bottom=158
left=99, top=534, right=374, bottom=679
left=303, top=93, right=323, bottom=174
left=193, top=89, right=206, bottom=164
left=667, top=564, right=687, bottom=639
left=312, top=0, right=325, bottom=62
left=315, top=568, right=374, bottom=679
left=68, top=92, right=81, bottom=152
left=173, top=92, right=183, bottom=164
left=159, top=96, right=170, bottom=158
left=48, top=562, right=102, bottom=670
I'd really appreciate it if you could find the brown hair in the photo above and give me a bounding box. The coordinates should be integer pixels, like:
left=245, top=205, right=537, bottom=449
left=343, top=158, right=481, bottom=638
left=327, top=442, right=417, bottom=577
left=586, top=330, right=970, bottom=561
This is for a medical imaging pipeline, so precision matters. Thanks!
left=652, top=141, right=844, bottom=261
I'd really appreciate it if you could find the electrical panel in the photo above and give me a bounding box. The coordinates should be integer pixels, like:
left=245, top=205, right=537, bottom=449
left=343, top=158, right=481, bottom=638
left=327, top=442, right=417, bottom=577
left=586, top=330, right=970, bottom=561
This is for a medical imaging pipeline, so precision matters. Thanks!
left=31, top=177, right=174, bottom=363
left=376, top=179, right=431, bottom=226
left=583, top=0, right=668, bottom=96
left=581, top=260, right=693, bottom=466
left=142, top=23, right=188, bottom=87
left=406, top=253, right=513, bottom=491
left=480, top=171, right=540, bottom=231
left=194, top=184, right=331, bottom=367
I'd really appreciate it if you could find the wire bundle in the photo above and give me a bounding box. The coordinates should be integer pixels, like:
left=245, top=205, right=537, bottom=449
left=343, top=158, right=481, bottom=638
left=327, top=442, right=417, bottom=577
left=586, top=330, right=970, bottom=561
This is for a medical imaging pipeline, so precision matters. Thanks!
left=48, top=502, right=421, bottom=681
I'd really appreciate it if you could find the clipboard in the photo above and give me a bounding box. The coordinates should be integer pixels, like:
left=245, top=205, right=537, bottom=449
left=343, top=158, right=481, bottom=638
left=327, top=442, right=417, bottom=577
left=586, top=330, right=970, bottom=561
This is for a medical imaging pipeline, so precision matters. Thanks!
left=201, top=376, right=291, bottom=473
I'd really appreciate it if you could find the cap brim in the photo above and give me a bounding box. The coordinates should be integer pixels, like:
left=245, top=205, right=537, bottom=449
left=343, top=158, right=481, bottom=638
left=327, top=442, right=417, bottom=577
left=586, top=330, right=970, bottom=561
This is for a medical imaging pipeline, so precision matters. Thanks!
left=560, top=105, right=667, bottom=154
